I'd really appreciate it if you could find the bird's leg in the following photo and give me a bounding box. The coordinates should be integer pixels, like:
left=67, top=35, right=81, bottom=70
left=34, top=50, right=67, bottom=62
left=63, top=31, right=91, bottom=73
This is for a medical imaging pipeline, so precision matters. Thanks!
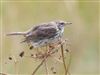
left=45, top=45, right=48, bottom=53
left=48, top=39, right=64, bottom=51
left=58, top=38, right=63, bottom=44
left=48, top=41, right=61, bottom=52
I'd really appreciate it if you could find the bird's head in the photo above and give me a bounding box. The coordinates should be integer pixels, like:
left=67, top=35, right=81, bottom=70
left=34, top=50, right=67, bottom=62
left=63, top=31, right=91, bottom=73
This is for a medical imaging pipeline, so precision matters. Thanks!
left=55, top=20, right=72, bottom=30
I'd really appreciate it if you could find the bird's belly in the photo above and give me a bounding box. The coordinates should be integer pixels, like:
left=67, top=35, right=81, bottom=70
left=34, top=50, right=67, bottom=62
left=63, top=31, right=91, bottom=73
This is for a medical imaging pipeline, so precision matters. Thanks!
left=30, top=34, right=61, bottom=48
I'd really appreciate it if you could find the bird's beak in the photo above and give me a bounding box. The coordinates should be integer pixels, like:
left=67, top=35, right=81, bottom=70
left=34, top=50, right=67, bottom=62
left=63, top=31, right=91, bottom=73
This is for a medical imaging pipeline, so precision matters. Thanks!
left=65, top=22, right=72, bottom=25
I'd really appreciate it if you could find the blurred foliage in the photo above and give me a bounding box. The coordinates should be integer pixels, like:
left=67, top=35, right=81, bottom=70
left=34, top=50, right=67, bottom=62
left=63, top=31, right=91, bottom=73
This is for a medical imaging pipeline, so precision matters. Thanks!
left=0, top=0, right=99, bottom=75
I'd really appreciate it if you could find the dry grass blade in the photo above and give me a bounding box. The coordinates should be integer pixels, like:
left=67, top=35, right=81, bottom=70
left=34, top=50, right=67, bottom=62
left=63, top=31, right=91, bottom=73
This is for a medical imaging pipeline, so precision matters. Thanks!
left=66, top=51, right=72, bottom=75
left=32, top=57, right=46, bottom=75
left=61, top=44, right=67, bottom=75
left=44, top=59, right=49, bottom=75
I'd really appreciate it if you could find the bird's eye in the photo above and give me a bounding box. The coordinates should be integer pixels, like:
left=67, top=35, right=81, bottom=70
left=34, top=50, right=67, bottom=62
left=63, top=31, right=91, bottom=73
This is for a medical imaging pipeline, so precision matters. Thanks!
left=60, top=22, right=64, bottom=25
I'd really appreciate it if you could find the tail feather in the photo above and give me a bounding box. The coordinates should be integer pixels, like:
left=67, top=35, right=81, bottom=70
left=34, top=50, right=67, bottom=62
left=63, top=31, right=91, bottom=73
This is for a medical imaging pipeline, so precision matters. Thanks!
left=6, top=32, right=27, bottom=36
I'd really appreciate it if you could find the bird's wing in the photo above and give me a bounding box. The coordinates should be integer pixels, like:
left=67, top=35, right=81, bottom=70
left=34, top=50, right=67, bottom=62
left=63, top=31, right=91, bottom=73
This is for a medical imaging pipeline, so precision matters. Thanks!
left=24, top=26, right=58, bottom=42
left=36, top=26, right=58, bottom=39
left=23, top=23, right=58, bottom=43
left=26, top=22, right=55, bottom=33
left=26, top=22, right=57, bottom=37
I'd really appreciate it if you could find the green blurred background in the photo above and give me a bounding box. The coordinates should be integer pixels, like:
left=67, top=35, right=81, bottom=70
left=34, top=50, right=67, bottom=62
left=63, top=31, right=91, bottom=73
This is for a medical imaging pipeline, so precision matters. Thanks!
left=0, top=0, right=99, bottom=75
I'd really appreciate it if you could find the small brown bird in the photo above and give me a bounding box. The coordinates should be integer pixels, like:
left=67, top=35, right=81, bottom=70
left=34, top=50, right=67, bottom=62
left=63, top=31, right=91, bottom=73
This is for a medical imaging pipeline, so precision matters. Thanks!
left=7, top=20, right=72, bottom=48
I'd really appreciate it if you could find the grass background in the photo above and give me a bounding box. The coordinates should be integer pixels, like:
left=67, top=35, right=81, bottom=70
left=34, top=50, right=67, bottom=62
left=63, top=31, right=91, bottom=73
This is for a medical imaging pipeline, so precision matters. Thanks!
left=0, top=0, right=99, bottom=75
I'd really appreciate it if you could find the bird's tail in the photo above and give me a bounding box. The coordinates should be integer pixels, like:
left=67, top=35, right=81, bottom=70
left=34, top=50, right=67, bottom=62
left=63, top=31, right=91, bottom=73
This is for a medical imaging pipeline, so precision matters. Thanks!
left=6, top=32, right=27, bottom=36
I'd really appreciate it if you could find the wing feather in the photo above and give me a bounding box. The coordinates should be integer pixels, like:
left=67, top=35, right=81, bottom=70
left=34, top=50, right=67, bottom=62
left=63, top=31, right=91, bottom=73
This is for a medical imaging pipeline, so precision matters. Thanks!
left=36, top=27, right=57, bottom=38
left=23, top=23, right=58, bottom=43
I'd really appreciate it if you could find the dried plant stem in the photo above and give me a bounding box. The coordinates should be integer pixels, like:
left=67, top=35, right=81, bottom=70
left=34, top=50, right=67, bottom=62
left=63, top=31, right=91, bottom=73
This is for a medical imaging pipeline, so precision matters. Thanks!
left=65, top=39, right=72, bottom=75
left=66, top=52, right=72, bottom=75
left=0, top=73, right=7, bottom=75
left=32, top=39, right=71, bottom=75
left=61, top=44, right=67, bottom=75
left=32, top=58, right=45, bottom=75
left=32, top=55, right=48, bottom=75
left=53, top=57, right=63, bottom=63
left=68, top=72, right=71, bottom=75
left=13, top=56, right=18, bottom=75
left=44, top=59, right=49, bottom=75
